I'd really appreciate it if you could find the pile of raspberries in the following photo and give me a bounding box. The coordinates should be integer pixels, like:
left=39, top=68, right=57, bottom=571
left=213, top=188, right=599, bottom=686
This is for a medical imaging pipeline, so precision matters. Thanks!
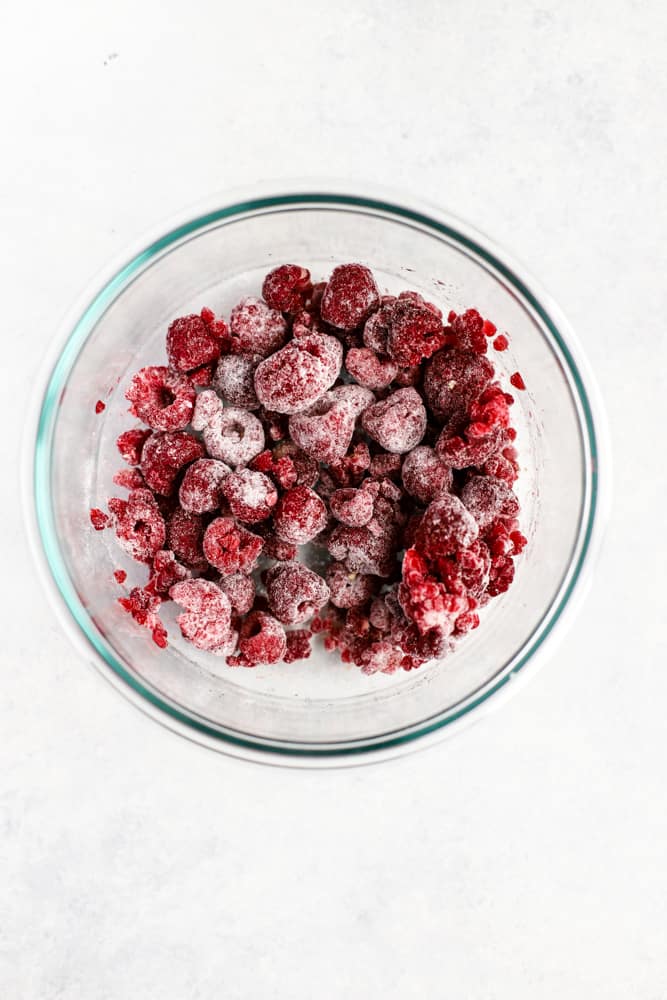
left=90, top=262, right=526, bottom=674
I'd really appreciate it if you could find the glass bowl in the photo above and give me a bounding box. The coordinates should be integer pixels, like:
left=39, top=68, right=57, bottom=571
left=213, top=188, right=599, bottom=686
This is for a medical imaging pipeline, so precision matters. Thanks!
left=26, top=185, right=609, bottom=766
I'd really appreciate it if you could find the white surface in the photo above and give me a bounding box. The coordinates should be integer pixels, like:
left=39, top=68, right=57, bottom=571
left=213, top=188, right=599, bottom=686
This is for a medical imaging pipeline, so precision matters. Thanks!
left=2, top=0, right=666, bottom=996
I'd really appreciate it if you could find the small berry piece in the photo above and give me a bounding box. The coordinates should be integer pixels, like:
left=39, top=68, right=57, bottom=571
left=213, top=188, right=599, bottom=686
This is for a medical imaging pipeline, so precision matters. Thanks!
left=361, top=387, right=427, bottom=454
left=149, top=549, right=191, bottom=595
left=265, top=562, right=330, bottom=624
left=95, top=400, right=106, bottom=414
left=140, top=431, right=205, bottom=495
left=229, top=297, right=288, bottom=356
left=114, top=569, right=127, bottom=584
left=113, top=468, right=146, bottom=491
left=118, top=585, right=167, bottom=648
left=273, top=486, right=328, bottom=544
left=284, top=630, right=312, bottom=663
left=510, top=371, right=526, bottom=390
left=90, top=507, right=109, bottom=530
left=108, top=489, right=166, bottom=563
left=125, top=366, right=196, bottom=432
left=262, top=265, right=312, bottom=314
left=179, top=458, right=231, bottom=514
left=170, top=579, right=234, bottom=653
left=117, top=428, right=152, bottom=466
left=203, top=517, right=264, bottom=576
left=447, top=309, right=487, bottom=354
left=493, top=334, right=509, bottom=351
left=401, top=446, right=452, bottom=503
left=229, top=612, right=287, bottom=667
left=221, top=468, right=278, bottom=524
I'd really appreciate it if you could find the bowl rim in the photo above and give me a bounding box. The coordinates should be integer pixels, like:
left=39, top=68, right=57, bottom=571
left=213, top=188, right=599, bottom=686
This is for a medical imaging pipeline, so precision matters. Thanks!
left=24, top=183, right=611, bottom=767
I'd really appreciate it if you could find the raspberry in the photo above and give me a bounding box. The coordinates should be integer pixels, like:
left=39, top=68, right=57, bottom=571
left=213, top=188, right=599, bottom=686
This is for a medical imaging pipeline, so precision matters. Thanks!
left=329, top=488, right=374, bottom=527
left=229, top=296, right=288, bottom=356
left=166, top=311, right=226, bottom=373
left=457, top=540, right=491, bottom=597
left=398, top=549, right=468, bottom=636
left=265, top=562, right=330, bottom=625
left=167, top=507, right=208, bottom=571
left=170, top=579, right=235, bottom=654
left=423, top=349, right=494, bottom=421
left=249, top=449, right=298, bottom=491
left=401, top=446, right=452, bottom=503
left=326, top=561, right=377, bottom=609
left=192, top=391, right=265, bottom=467
left=95, top=400, right=106, bottom=414
left=113, top=468, right=146, bottom=491
left=510, top=371, right=526, bottom=390
left=262, top=264, right=312, bottom=314
left=117, top=428, right=151, bottom=466
left=217, top=572, right=256, bottom=615
left=253, top=333, right=343, bottom=414
left=436, top=428, right=502, bottom=469
left=179, top=458, right=231, bottom=514
left=387, top=292, right=444, bottom=365
left=90, top=507, right=109, bottom=530
left=108, top=488, right=166, bottom=563
left=260, top=531, right=298, bottom=562
left=329, top=441, right=371, bottom=486
left=229, top=612, right=287, bottom=667
left=125, top=366, right=196, bottom=432
left=214, top=352, right=262, bottom=409
left=140, top=431, right=205, bottom=495
left=493, top=334, right=509, bottom=351
left=394, top=364, right=421, bottom=387
left=362, top=297, right=395, bottom=354
left=482, top=453, right=518, bottom=485
left=320, top=264, right=380, bottom=331
left=273, top=485, right=327, bottom=544
left=461, top=475, right=520, bottom=531
left=368, top=452, right=403, bottom=480
left=361, top=387, right=427, bottom=454
left=467, top=385, right=511, bottom=437
left=203, top=517, right=263, bottom=576
left=149, top=549, right=191, bottom=595
left=272, top=443, right=319, bottom=487
left=345, top=347, right=398, bottom=390
left=447, top=309, right=487, bottom=354
left=284, top=629, right=312, bottom=663
left=414, top=494, right=478, bottom=559
left=221, top=468, right=278, bottom=524
left=327, top=524, right=396, bottom=577
left=288, top=393, right=357, bottom=464
left=487, top=554, right=516, bottom=596
left=118, top=585, right=167, bottom=648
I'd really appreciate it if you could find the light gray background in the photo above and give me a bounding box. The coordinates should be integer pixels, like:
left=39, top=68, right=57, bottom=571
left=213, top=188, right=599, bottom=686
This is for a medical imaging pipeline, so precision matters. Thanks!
left=2, top=1, right=666, bottom=997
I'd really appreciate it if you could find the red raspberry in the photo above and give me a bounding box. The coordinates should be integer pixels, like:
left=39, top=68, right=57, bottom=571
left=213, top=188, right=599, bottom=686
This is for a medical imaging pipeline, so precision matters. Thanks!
left=170, top=579, right=235, bottom=654
left=265, top=562, right=330, bottom=625
left=436, top=428, right=502, bottom=469
left=113, top=468, right=146, bottom=491
left=253, top=333, right=343, bottom=414
left=221, top=468, right=278, bottom=524
left=188, top=364, right=215, bottom=387
left=362, top=296, right=395, bottom=354
left=453, top=610, right=480, bottom=636
left=125, top=366, right=196, bottom=432
left=90, top=507, right=109, bottom=530
left=461, top=475, right=520, bottom=530
left=487, top=554, right=516, bottom=596
left=149, top=549, right=191, bottom=595
left=320, top=264, right=380, bottom=331
left=218, top=572, right=256, bottom=615
left=415, top=494, right=478, bottom=559
left=140, top=431, right=205, bottom=495
left=327, top=524, right=396, bottom=577
left=167, top=507, right=208, bottom=571
left=329, top=441, right=371, bottom=486
left=192, top=392, right=265, bottom=466
left=482, top=453, right=518, bottom=485
left=467, top=385, right=511, bottom=437
left=228, top=611, right=287, bottom=667
left=288, top=393, right=357, bottom=465
left=361, top=387, right=427, bottom=454
left=179, top=458, right=231, bottom=514
left=329, top=488, right=374, bottom=527
left=166, top=311, right=227, bottom=373
left=118, top=585, right=167, bottom=648
left=203, top=517, right=263, bottom=576
left=249, top=449, right=298, bottom=491
left=284, top=629, right=312, bottom=663
left=273, top=485, right=327, bottom=544
left=116, top=428, right=151, bottom=466
left=394, top=364, right=421, bottom=387
left=214, top=352, right=262, bottom=409
left=259, top=530, right=298, bottom=562
left=272, top=443, right=319, bottom=487
left=368, top=452, right=403, bottom=480
left=423, top=349, right=494, bottom=421
left=447, top=309, right=488, bottom=354
left=387, top=292, right=444, bottom=365
left=457, top=540, right=491, bottom=597
left=108, top=488, right=166, bottom=563
left=345, top=347, right=398, bottom=390
left=229, top=296, right=288, bottom=356
left=510, top=371, right=526, bottom=390
left=398, top=549, right=468, bottom=636
left=326, top=562, right=378, bottom=609
left=262, top=264, right=312, bottom=314
left=401, top=446, right=452, bottom=503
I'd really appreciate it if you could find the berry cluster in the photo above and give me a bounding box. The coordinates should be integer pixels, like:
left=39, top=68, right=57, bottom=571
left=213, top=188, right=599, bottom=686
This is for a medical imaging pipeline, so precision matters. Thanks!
left=92, top=263, right=526, bottom=671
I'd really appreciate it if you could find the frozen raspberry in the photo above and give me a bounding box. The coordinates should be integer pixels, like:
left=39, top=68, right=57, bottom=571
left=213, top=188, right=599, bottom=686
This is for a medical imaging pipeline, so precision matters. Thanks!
left=401, top=446, right=452, bottom=503
left=249, top=449, right=297, bottom=490
left=254, top=333, right=342, bottom=414
left=327, top=524, right=396, bottom=577
left=398, top=549, right=468, bottom=636
left=214, top=352, right=262, bottom=409
left=259, top=408, right=289, bottom=442
left=457, top=540, right=491, bottom=597
left=125, top=366, right=196, bottom=432
left=118, top=585, right=168, bottom=648
left=108, top=488, right=166, bottom=563
left=387, top=292, right=444, bottom=365
left=326, top=562, right=377, bottom=609
left=167, top=507, right=208, bottom=571
left=113, top=468, right=146, bottom=490
left=415, top=494, right=478, bottom=559
left=361, top=387, right=427, bottom=454
left=345, top=347, right=397, bottom=389
left=362, top=297, right=395, bottom=354
left=95, top=400, right=105, bottom=414
left=288, top=393, right=357, bottom=465
left=467, top=385, right=511, bottom=438
left=461, top=475, right=520, bottom=531
left=272, top=443, right=319, bottom=487
left=368, top=452, right=403, bottom=479
left=423, top=349, right=494, bottom=421
left=203, top=517, right=263, bottom=576
left=140, top=431, right=205, bottom=495
left=320, top=264, right=380, bottom=331
left=260, top=530, right=298, bottom=561
left=447, top=309, right=487, bottom=354
left=116, top=428, right=151, bottom=466
left=453, top=610, right=480, bottom=636
left=170, top=579, right=234, bottom=654
left=265, top=562, right=330, bottom=625
left=166, top=311, right=226, bottom=373
left=487, top=554, right=516, bottom=596
left=229, top=297, right=288, bottom=356
left=192, top=391, right=265, bottom=466
left=329, top=488, right=374, bottom=527
left=273, top=485, right=327, bottom=544
left=149, top=549, right=191, bottom=595
left=262, top=264, right=312, bottom=314
left=510, top=371, right=526, bottom=390
left=221, top=468, right=278, bottom=524
left=482, top=452, right=518, bottom=485
left=284, top=629, right=312, bottom=663
left=229, top=611, right=287, bottom=667
left=329, top=441, right=371, bottom=486
left=331, top=383, right=376, bottom=415
left=114, top=569, right=127, bottom=584
left=90, top=507, right=109, bottom=530
left=436, top=428, right=502, bottom=469
left=493, top=334, right=509, bottom=351
left=369, top=596, right=392, bottom=633
left=179, top=458, right=230, bottom=514
left=218, top=572, right=256, bottom=615
left=188, top=364, right=215, bottom=387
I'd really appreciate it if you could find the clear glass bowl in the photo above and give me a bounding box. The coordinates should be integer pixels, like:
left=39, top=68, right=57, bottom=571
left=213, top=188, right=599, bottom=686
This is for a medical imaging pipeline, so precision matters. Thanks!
left=26, top=186, right=608, bottom=766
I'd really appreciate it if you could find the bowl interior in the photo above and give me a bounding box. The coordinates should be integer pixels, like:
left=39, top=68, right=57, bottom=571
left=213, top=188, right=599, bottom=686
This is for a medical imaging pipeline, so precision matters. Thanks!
left=35, top=196, right=595, bottom=756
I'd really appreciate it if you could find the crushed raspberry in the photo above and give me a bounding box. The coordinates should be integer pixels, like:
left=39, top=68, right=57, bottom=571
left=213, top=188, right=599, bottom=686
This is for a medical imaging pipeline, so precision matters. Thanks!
left=218, top=572, right=256, bottom=615
left=167, top=507, right=208, bottom=571
left=192, top=392, right=265, bottom=466
left=229, top=296, right=287, bottom=357
left=179, top=458, right=230, bottom=514
left=415, top=494, right=478, bottom=559
left=273, top=485, right=327, bottom=544
left=424, top=349, right=494, bottom=421
left=113, top=468, right=146, bottom=491
left=401, top=446, right=452, bottom=503
left=447, top=309, right=488, bottom=354
left=118, top=585, right=167, bottom=648
left=262, top=264, right=312, bottom=314
left=141, top=431, right=205, bottom=495
left=221, top=468, right=278, bottom=524
left=214, top=352, right=262, bottom=409
left=90, top=507, right=109, bottom=530
left=361, top=388, right=427, bottom=454
left=117, top=428, right=152, bottom=466
left=265, top=562, right=330, bottom=625
left=288, top=393, right=357, bottom=464
left=108, top=489, right=166, bottom=563
left=329, top=441, right=371, bottom=486
left=320, top=264, right=380, bottom=331
left=387, top=292, right=444, bottom=365
left=254, top=333, right=342, bottom=414
left=125, top=366, right=196, bottom=432
left=228, top=611, right=287, bottom=667
left=203, top=517, right=263, bottom=576
left=326, top=562, right=378, bottom=608
left=170, top=579, right=234, bottom=653
left=95, top=399, right=106, bottom=414
left=461, top=475, right=520, bottom=530
left=510, top=371, right=526, bottom=390
left=284, top=629, right=312, bottom=663
left=345, top=347, right=397, bottom=389
left=493, top=334, right=509, bottom=351
left=166, top=311, right=227, bottom=373
left=114, top=569, right=127, bottom=584
left=330, top=488, right=374, bottom=527
left=149, top=548, right=191, bottom=595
